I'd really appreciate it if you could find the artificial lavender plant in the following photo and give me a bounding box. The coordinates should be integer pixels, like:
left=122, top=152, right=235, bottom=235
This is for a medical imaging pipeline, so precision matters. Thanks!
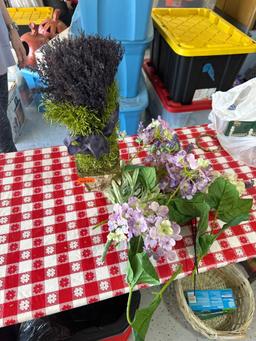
left=37, top=34, right=123, bottom=180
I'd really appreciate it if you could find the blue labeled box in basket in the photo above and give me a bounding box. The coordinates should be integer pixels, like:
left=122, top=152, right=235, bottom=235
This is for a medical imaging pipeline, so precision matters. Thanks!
left=119, top=76, right=148, bottom=136
left=186, top=289, right=237, bottom=318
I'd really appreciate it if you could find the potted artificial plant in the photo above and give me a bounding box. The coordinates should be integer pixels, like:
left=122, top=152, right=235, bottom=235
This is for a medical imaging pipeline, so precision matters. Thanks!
left=37, top=34, right=123, bottom=189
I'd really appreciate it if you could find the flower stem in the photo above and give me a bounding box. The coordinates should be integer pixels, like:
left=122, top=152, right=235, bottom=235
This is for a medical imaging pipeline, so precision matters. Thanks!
left=192, top=255, right=203, bottom=277
left=167, top=185, right=180, bottom=205
left=159, top=265, right=182, bottom=297
left=92, top=219, right=108, bottom=230
left=126, top=285, right=134, bottom=325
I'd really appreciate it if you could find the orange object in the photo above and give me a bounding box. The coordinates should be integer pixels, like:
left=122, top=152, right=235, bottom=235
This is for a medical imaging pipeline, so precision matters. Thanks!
left=21, top=23, right=49, bottom=67
left=76, top=177, right=97, bottom=185
left=38, top=9, right=67, bottom=39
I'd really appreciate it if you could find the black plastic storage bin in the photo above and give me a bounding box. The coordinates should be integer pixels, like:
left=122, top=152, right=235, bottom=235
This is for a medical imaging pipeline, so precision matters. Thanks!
left=151, top=8, right=256, bottom=104
left=18, top=291, right=141, bottom=341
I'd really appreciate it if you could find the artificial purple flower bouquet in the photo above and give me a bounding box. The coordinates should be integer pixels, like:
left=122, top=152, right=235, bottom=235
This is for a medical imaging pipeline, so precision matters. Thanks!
left=108, top=198, right=182, bottom=261
left=97, top=117, right=253, bottom=340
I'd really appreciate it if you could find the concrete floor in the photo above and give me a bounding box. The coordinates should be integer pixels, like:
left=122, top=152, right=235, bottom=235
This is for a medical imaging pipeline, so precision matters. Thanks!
left=16, top=100, right=256, bottom=341
left=16, top=100, right=67, bottom=151
left=129, top=278, right=256, bottom=341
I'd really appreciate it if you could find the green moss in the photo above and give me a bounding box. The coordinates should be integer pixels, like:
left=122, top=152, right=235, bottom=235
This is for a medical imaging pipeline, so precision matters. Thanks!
left=44, top=81, right=120, bottom=176
left=44, top=82, right=119, bottom=136
left=75, top=129, right=120, bottom=176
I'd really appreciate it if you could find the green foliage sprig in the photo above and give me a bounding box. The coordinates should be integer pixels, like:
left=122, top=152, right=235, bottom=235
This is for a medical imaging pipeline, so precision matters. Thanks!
left=169, top=177, right=253, bottom=260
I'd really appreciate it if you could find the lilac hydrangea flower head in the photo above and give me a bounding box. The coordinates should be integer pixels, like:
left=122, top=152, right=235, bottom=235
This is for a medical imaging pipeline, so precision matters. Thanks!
left=160, top=150, right=214, bottom=200
left=137, top=118, right=180, bottom=164
left=107, top=198, right=182, bottom=261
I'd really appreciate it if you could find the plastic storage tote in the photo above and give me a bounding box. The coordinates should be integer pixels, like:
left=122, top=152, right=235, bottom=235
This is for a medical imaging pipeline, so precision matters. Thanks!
left=119, top=76, right=148, bottom=135
left=70, top=0, right=153, bottom=41
left=7, top=7, right=53, bottom=25
left=151, top=8, right=256, bottom=104
left=7, top=7, right=53, bottom=35
left=21, top=68, right=43, bottom=89
left=117, top=32, right=153, bottom=98
left=143, top=60, right=211, bottom=128
left=21, top=68, right=44, bottom=112
left=154, top=0, right=216, bottom=8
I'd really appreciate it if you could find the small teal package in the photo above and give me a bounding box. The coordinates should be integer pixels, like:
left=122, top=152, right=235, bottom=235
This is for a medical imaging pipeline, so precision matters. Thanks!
left=185, top=289, right=237, bottom=314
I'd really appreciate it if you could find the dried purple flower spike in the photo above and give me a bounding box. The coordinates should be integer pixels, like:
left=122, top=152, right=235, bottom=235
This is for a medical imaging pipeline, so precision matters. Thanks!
left=37, top=34, right=124, bottom=115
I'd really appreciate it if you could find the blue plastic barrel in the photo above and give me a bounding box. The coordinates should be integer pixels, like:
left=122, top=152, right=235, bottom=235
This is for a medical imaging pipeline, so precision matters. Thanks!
left=70, top=0, right=153, bottom=41
left=119, top=76, right=148, bottom=135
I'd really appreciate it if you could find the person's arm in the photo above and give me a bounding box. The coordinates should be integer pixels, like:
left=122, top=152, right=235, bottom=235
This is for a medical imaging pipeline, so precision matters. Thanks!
left=0, top=0, right=26, bottom=68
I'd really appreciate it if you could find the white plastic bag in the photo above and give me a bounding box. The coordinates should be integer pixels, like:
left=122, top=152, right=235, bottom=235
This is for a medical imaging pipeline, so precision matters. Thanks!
left=209, top=78, right=256, bottom=167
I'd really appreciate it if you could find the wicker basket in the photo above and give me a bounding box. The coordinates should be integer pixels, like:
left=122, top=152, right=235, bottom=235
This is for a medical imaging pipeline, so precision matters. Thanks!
left=175, top=265, right=255, bottom=340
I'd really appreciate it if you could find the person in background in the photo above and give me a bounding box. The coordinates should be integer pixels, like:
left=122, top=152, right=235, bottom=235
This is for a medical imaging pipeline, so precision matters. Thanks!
left=0, top=0, right=26, bottom=153
left=43, top=0, right=76, bottom=26
left=65, top=0, right=77, bottom=11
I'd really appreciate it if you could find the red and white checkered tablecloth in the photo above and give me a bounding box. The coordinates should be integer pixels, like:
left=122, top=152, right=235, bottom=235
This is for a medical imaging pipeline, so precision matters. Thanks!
left=0, top=124, right=255, bottom=327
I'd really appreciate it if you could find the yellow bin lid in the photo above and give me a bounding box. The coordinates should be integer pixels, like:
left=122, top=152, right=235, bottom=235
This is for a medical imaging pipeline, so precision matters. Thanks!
left=7, top=7, right=53, bottom=26
left=152, top=8, right=256, bottom=57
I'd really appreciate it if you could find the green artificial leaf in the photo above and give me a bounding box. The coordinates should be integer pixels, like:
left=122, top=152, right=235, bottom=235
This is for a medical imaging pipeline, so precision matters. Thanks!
left=111, top=180, right=124, bottom=204
left=129, top=237, right=144, bottom=256
left=169, top=202, right=191, bottom=225
left=104, top=187, right=116, bottom=205
left=123, top=164, right=144, bottom=172
left=105, top=166, right=159, bottom=205
left=207, top=177, right=253, bottom=224
left=132, top=295, right=161, bottom=341
left=214, top=214, right=250, bottom=245
left=198, top=234, right=216, bottom=257
left=132, top=168, right=140, bottom=188
left=220, top=198, right=252, bottom=225
left=131, top=267, right=181, bottom=340
left=127, top=252, right=160, bottom=287
left=123, top=170, right=134, bottom=189
left=224, top=213, right=251, bottom=228
left=140, top=167, right=157, bottom=191
left=101, top=239, right=112, bottom=262
left=169, top=194, right=210, bottom=234
left=127, top=259, right=138, bottom=286
left=133, top=330, right=144, bottom=341
left=198, top=212, right=251, bottom=259
left=206, top=177, right=227, bottom=210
